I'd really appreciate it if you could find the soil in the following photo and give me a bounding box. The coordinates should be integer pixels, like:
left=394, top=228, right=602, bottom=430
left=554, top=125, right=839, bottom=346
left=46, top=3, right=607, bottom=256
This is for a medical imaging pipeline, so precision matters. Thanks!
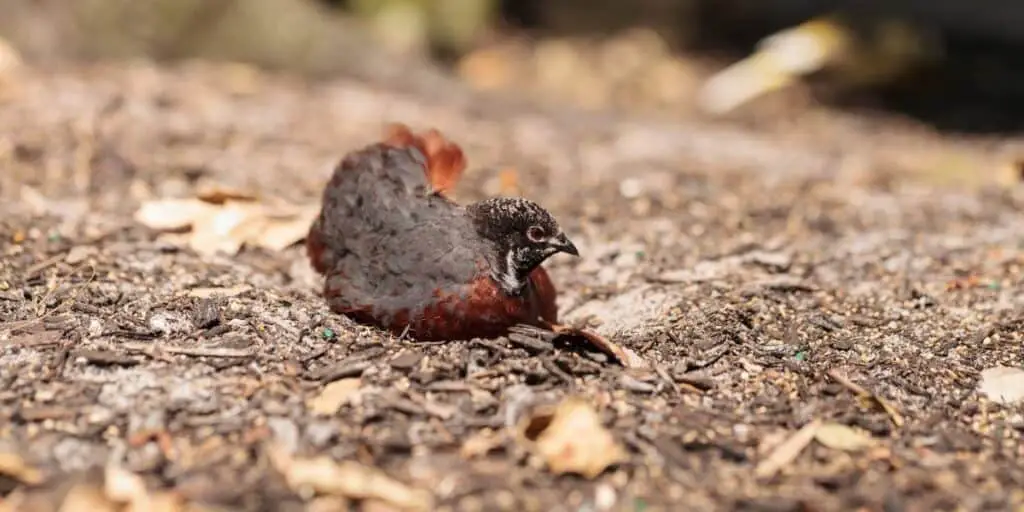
left=1, top=59, right=1024, bottom=511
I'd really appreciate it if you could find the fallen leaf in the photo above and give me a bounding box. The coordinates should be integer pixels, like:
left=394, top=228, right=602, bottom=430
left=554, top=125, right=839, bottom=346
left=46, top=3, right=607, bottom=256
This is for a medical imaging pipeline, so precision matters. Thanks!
left=979, top=366, right=1024, bottom=405
left=0, top=451, right=44, bottom=485
left=0, top=35, right=23, bottom=101
left=252, top=206, right=319, bottom=251
left=188, top=200, right=266, bottom=256
left=517, top=396, right=627, bottom=479
left=58, top=484, right=120, bottom=512
left=755, top=419, right=821, bottom=479
left=269, top=446, right=433, bottom=511
left=104, top=464, right=147, bottom=504
left=460, top=428, right=506, bottom=459
left=134, top=198, right=217, bottom=231
left=134, top=195, right=316, bottom=256
left=308, top=378, right=363, bottom=416
left=0, top=36, right=22, bottom=76
left=306, top=496, right=351, bottom=512
left=104, top=464, right=182, bottom=512
left=814, top=422, right=874, bottom=451
left=548, top=323, right=648, bottom=369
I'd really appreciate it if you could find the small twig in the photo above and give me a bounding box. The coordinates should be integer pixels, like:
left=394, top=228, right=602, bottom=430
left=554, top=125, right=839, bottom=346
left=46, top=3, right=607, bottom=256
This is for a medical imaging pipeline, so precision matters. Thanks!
left=541, top=357, right=575, bottom=387
left=826, top=368, right=904, bottom=427
left=471, top=338, right=512, bottom=356
left=24, top=252, right=68, bottom=278
left=506, top=333, right=552, bottom=353
left=122, top=341, right=254, bottom=359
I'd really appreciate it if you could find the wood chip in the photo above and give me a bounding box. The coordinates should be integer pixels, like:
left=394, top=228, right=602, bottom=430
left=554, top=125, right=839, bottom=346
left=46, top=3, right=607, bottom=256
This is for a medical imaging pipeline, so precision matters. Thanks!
left=122, top=342, right=254, bottom=359
left=754, top=419, right=821, bottom=479
left=1, top=330, right=62, bottom=348
left=460, top=428, right=506, bottom=459
left=308, top=378, right=363, bottom=416
left=75, top=349, right=141, bottom=367
left=814, top=422, right=875, bottom=451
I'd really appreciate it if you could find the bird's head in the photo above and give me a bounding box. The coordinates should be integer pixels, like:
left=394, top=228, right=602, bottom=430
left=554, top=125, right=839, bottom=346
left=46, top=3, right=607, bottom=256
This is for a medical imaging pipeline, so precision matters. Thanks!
left=466, top=197, right=578, bottom=294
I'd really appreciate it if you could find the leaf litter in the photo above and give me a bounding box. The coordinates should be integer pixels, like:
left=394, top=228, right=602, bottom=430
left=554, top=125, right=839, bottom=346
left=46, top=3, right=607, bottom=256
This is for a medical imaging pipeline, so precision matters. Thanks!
left=268, top=446, right=434, bottom=511
left=516, top=396, right=627, bottom=479
left=134, top=183, right=318, bottom=256
left=978, top=366, right=1024, bottom=405
left=308, top=378, right=364, bottom=416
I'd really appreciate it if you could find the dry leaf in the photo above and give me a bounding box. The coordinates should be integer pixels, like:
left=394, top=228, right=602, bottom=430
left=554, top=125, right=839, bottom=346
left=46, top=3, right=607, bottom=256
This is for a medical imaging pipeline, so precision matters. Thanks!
left=754, top=419, right=821, bottom=479
left=548, top=323, right=648, bottom=369
left=0, top=451, right=44, bottom=485
left=252, top=206, right=319, bottom=251
left=58, top=484, right=120, bottom=512
left=134, top=199, right=218, bottom=231
left=517, top=396, right=626, bottom=479
left=104, top=465, right=147, bottom=503
left=979, top=366, right=1024, bottom=405
left=134, top=194, right=316, bottom=256
left=308, top=378, right=363, bottom=416
left=188, top=200, right=266, bottom=256
left=306, top=496, right=352, bottom=512
left=814, top=423, right=874, bottom=451
left=0, top=36, right=22, bottom=75
left=460, top=428, right=506, bottom=459
left=269, top=446, right=433, bottom=511
left=103, top=464, right=183, bottom=512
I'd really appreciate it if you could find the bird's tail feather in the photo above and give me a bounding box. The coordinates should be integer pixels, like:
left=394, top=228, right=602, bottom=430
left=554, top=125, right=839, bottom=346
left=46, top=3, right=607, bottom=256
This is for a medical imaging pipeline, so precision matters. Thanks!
left=382, top=123, right=466, bottom=196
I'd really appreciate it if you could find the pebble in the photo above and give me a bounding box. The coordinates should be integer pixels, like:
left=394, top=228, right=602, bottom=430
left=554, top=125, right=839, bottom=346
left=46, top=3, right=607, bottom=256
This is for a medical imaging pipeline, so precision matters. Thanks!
left=147, top=311, right=192, bottom=335
left=594, top=484, right=617, bottom=510
left=619, top=178, right=643, bottom=199
left=305, top=421, right=337, bottom=448
left=65, top=245, right=97, bottom=265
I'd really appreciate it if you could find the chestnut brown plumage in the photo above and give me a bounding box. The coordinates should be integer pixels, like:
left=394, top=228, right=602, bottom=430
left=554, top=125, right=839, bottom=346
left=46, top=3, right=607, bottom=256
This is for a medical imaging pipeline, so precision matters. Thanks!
left=306, top=123, right=579, bottom=341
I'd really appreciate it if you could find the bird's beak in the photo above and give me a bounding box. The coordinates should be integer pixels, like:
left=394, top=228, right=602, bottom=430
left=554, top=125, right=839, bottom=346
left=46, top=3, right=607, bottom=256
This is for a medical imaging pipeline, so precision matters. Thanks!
left=549, top=232, right=579, bottom=256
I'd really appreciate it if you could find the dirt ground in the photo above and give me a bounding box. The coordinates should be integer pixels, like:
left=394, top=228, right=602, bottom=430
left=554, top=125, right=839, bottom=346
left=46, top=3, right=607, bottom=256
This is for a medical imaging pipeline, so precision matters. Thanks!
left=2, top=58, right=1024, bottom=512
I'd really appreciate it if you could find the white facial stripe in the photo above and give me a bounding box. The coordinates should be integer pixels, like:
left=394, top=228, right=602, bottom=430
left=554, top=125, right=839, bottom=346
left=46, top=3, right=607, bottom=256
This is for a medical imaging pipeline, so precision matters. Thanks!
left=498, top=247, right=523, bottom=293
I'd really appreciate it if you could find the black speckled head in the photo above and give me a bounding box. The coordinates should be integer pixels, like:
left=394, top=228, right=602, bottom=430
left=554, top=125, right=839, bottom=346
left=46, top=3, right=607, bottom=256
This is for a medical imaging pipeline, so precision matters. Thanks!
left=466, top=197, right=578, bottom=294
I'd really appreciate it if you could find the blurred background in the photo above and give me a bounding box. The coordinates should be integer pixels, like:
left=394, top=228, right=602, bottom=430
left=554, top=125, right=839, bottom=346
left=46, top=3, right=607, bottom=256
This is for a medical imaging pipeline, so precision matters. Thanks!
left=2, top=0, right=1024, bottom=134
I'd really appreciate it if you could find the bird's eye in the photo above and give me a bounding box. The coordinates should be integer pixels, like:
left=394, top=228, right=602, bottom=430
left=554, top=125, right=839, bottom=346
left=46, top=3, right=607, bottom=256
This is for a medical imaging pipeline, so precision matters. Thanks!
left=526, top=225, right=546, bottom=243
